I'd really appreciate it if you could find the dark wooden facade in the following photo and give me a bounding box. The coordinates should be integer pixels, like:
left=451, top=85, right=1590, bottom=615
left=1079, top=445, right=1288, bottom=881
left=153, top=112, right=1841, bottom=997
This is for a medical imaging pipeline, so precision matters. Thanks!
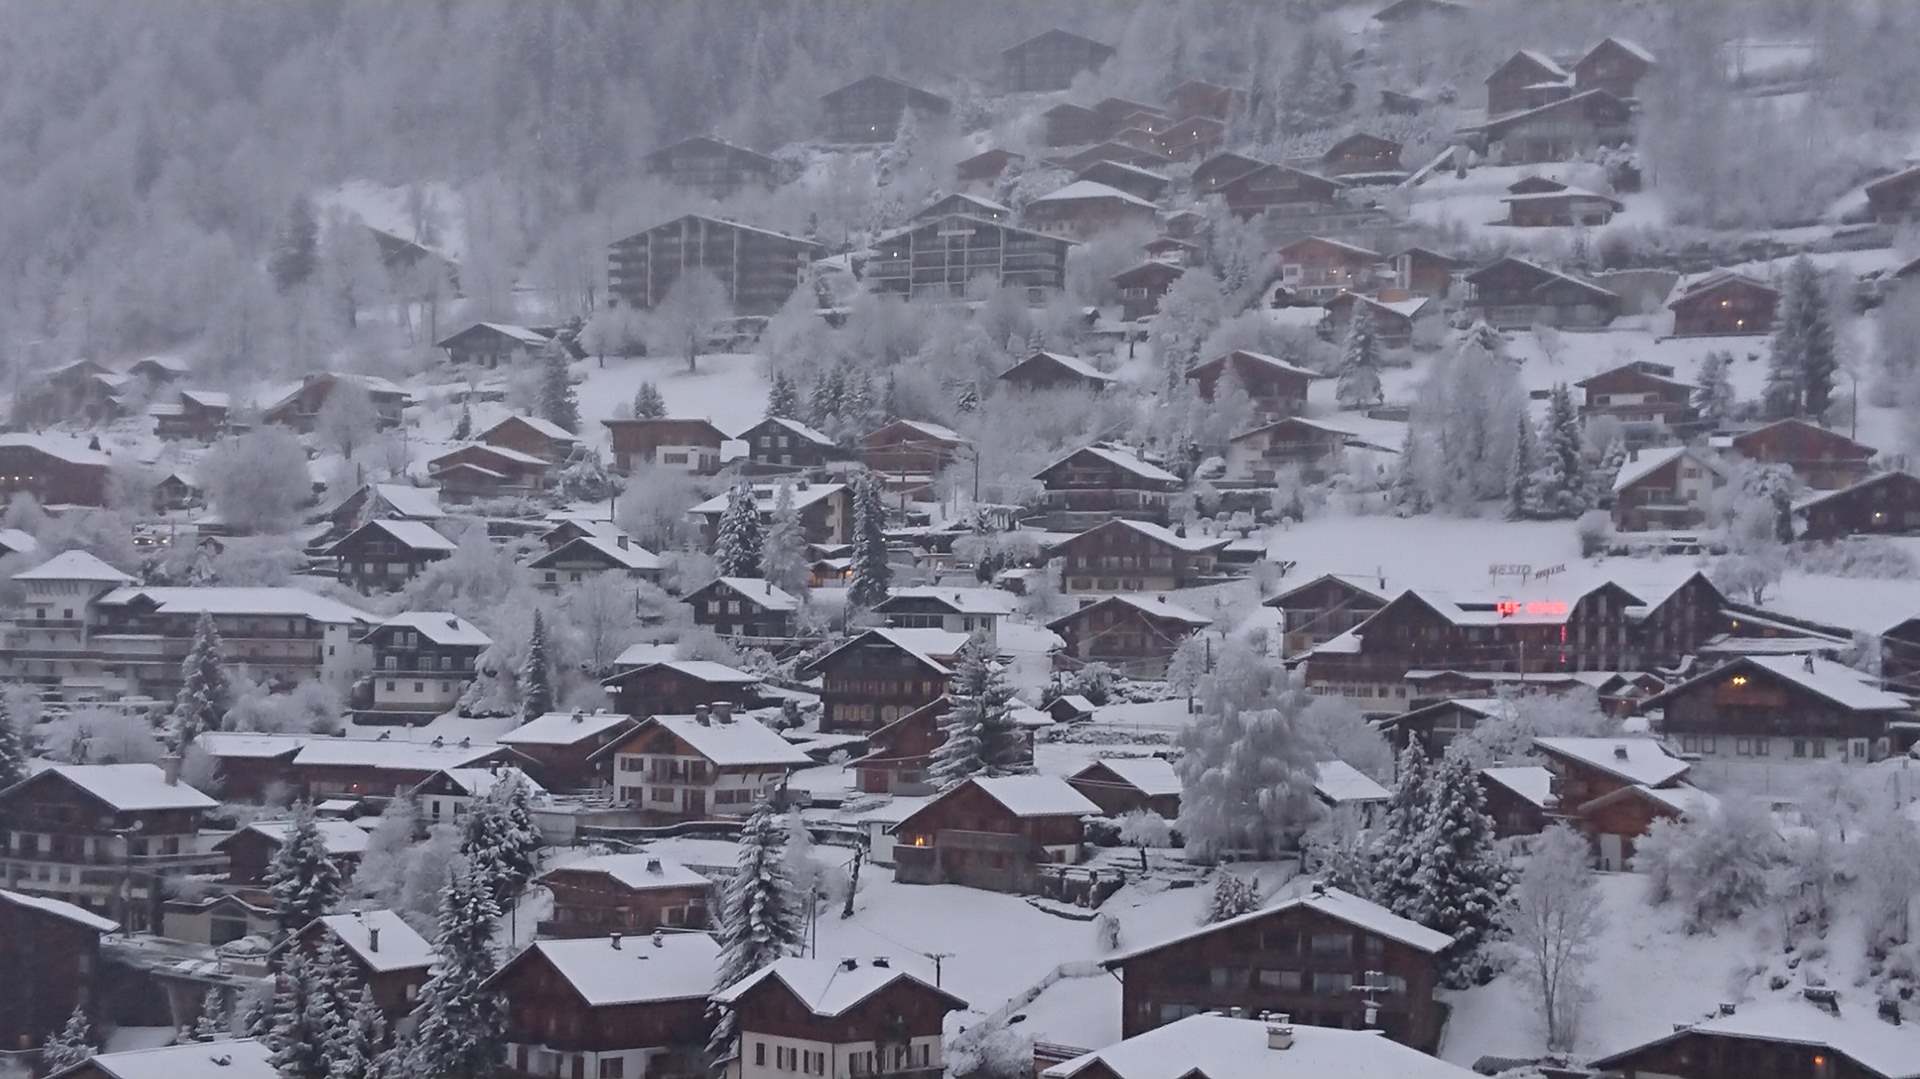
left=488, top=935, right=714, bottom=1079
left=1002, top=29, right=1113, bottom=92
left=215, top=825, right=362, bottom=887
left=1191, top=152, right=1265, bottom=194
left=1113, top=261, right=1185, bottom=321
left=1464, top=257, right=1620, bottom=329
left=1164, top=80, right=1243, bottom=121
left=601, top=417, right=728, bottom=474
left=891, top=779, right=1092, bottom=893
left=1266, top=573, right=1390, bottom=656
left=1047, top=596, right=1209, bottom=678
left=1668, top=273, right=1778, bottom=337
left=644, top=136, right=779, bottom=199
left=1485, top=50, right=1570, bottom=117
left=326, top=520, right=453, bottom=593
left=684, top=578, right=798, bottom=640
left=1573, top=37, right=1655, bottom=99
left=1076, top=160, right=1169, bottom=202
left=1643, top=655, right=1911, bottom=762
left=1043, top=103, right=1107, bottom=148
left=1504, top=189, right=1621, bottom=227
left=1797, top=471, right=1920, bottom=541
left=1218, top=164, right=1344, bottom=220
left=151, top=389, right=232, bottom=441
left=1729, top=419, right=1874, bottom=491
left=481, top=415, right=579, bottom=464
left=1034, top=446, right=1179, bottom=526
left=863, top=419, right=968, bottom=494
left=851, top=698, right=946, bottom=795
left=820, top=75, right=952, bottom=143
left=956, top=148, right=1022, bottom=183
left=866, top=216, right=1072, bottom=302
left=1575, top=361, right=1696, bottom=442
left=739, top=416, right=838, bottom=474
left=805, top=629, right=960, bottom=734
left=1048, top=519, right=1226, bottom=594
left=722, top=960, right=965, bottom=1078
left=1067, top=760, right=1180, bottom=818
left=498, top=713, right=639, bottom=793
left=999, top=351, right=1115, bottom=394
left=1481, top=89, right=1634, bottom=165
left=1591, top=1024, right=1889, bottom=1079
left=436, top=322, right=549, bottom=368
left=263, top=374, right=407, bottom=432
left=1866, top=165, right=1920, bottom=223
left=536, top=859, right=711, bottom=937
left=1272, top=237, right=1382, bottom=302
left=0, top=890, right=113, bottom=1050
left=0, top=438, right=110, bottom=506
left=1389, top=247, right=1467, bottom=299
left=607, top=215, right=823, bottom=315
left=602, top=661, right=760, bottom=720
left=1185, top=349, right=1315, bottom=417
left=1321, top=133, right=1403, bottom=177
left=1478, top=767, right=1553, bottom=838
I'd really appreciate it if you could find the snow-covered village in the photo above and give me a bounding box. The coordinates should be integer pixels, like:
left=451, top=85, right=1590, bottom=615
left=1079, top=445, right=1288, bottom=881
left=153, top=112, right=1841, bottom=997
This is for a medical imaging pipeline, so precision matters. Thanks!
left=5, top=2, right=1920, bottom=1078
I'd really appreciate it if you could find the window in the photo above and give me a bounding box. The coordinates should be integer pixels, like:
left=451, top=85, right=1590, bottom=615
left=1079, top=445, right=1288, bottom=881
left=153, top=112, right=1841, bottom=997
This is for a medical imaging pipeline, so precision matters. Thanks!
left=1735, top=738, right=1751, bottom=756
left=755, top=1043, right=767, bottom=1067
left=1208, top=966, right=1239, bottom=989
left=1309, top=932, right=1352, bottom=957
left=1812, top=739, right=1827, bottom=759
left=1312, top=972, right=1353, bottom=995
left=1258, top=969, right=1303, bottom=991
left=650, top=788, right=674, bottom=803
left=1793, top=739, right=1807, bottom=758
left=599, top=1059, right=624, bottom=1079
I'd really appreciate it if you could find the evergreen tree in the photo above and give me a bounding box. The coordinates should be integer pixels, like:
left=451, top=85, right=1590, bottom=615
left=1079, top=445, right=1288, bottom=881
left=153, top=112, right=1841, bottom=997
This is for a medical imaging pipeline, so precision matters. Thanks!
left=1694, top=349, right=1735, bottom=422
left=766, top=370, right=799, bottom=419
left=713, top=482, right=765, bottom=579
left=761, top=483, right=810, bottom=597
left=537, top=339, right=580, bottom=433
left=708, top=798, right=807, bottom=1063
left=1388, top=429, right=1430, bottom=516
left=171, top=610, right=233, bottom=746
left=192, top=987, right=230, bottom=1041
left=462, top=772, right=542, bottom=906
left=1526, top=385, right=1589, bottom=519
left=241, top=982, right=276, bottom=1040
left=849, top=470, right=891, bottom=607
left=519, top=611, right=554, bottom=720
left=1411, top=749, right=1512, bottom=985
left=409, top=863, right=506, bottom=1079
left=1335, top=305, right=1385, bottom=409
left=0, top=693, right=24, bottom=789
left=41, top=1005, right=97, bottom=1073
left=1204, top=871, right=1259, bottom=923
left=928, top=637, right=1024, bottom=788
left=1768, top=257, right=1837, bottom=418
left=269, top=196, right=319, bottom=292
left=1374, top=742, right=1434, bottom=916
left=269, top=944, right=340, bottom=1079
left=266, top=802, right=345, bottom=932
left=844, top=368, right=875, bottom=426
left=1506, top=413, right=1533, bottom=521
left=1590, top=438, right=1628, bottom=507
left=328, top=986, right=389, bottom=1079
left=632, top=381, right=667, bottom=419
left=451, top=402, right=472, bottom=441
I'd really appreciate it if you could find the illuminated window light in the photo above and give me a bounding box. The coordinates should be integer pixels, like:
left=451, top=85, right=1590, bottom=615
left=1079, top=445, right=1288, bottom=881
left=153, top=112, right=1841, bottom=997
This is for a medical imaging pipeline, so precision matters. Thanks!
left=1730, top=675, right=1748, bottom=687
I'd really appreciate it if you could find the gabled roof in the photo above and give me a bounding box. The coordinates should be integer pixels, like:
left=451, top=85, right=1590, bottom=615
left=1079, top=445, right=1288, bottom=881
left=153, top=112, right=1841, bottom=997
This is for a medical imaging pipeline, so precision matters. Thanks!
left=1029, top=179, right=1157, bottom=209
left=691, top=576, right=800, bottom=612
left=499, top=710, right=639, bottom=747
left=1001, top=27, right=1112, bottom=58
left=688, top=483, right=848, bottom=519
left=193, top=731, right=310, bottom=760
left=13, top=549, right=135, bottom=584
left=714, top=956, right=967, bottom=1015
left=877, top=586, right=1018, bottom=616
left=306, top=909, right=435, bottom=973
left=96, top=586, right=373, bottom=624
left=1533, top=736, right=1689, bottom=788
left=1644, top=654, right=1910, bottom=714
left=1582, top=35, right=1656, bottom=67
left=529, top=534, right=661, bottom=572
left=1492, top=48, right=1570, bottom=84
left=1794, top=470, right=1920, bottom=514
left=1264, top=571, right=1391, bottom=609
left=1313, top=760, right=1390, bottom=804
left=1044, top=1013, right=1477, bottom=1079
left=1465, top=255, right=1619, bottom=300
left=328, top=482, right=444, bottom=521
left=747, top=414, right=837, bottom=447
left=1669, top=269, right=1778, bottom=307
left=1500, top=185, right=1622, bottom=209
left=868, top=417, right=966, bottom=445
left=0, top=433, right=111, bottom=467
left=539, top=853, right=710, bottom=892
left=47, top=1039, right=277, bottom=1079
left=637, top=713, right=813, bottom=768
left=1001, top=350, right=1117, bottom=386
left=616, top=213, right=823, bottom=250
left=482, top=413, right=579, bottom=444
left=1574, top=360, right=1693, bottom=391
left=1611, top=444, right=1719, bottom=493
left=1036, top=443, right=1178, bottom=484
left=1227, top=415, right=1395, bottom=453
left=1730, top=417, right=1875, bottom=457
left=1105, top=884, right=1453, bottom=965
left=425, top=766, right=547, bottom=799
left=365, top=611, right=491, bottom=647
left=1048, top=594, right=1211, bottom=629
left=603, top=658, right=760, bottom=687
left=7, top=764, right=217, bottom=812
left=436, top=321, right=550, bottom=349
left=1190, top=348, right=1320, bottom=382
left=1055, top=518, right=1230, bottom=555
left=1578, top=781, right=1720, bottom=820
left=1074, top=756, right=1181, bottom=798
left=491, top=932, right=721, bottom=1007
left=644, top=135, right=776, bottom=166
left=912, top=192, right=1011, bottom=221
left=1481, top=88, right=1627, bottom=136
left=430, top=441, right=550, bottom=469
left=220, top=818, right=372, bottom=858
left=805, top=627, right=972, bottom=677
left=326, top=518, right=456, bottom=555
left=0, top=887, right=119, bottom=933
left=1277, top=235, right=1382, bottom=261
left=1480, top=765, right=1555, bottom=809
left=1589, top=991, right=1920, bottom=1079
left=290, top=738, right=514, bottom=772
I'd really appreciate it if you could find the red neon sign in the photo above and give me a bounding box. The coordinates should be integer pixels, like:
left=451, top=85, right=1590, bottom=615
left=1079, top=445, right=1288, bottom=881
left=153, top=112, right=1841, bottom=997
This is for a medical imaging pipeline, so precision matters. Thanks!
left=1496, top=600, right=1569, bottom=618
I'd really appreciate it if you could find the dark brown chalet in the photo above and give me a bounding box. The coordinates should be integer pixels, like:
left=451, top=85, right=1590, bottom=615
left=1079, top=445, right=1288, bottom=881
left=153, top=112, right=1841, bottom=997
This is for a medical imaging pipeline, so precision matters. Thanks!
left=497, top=710, right=641, bottom=793
left=911, top=192, right=1011, bottom=224
left=850, top=698, right=947, bottom=795
left=488, top=933, right=717, bottom=1079
left=1164, top=80, right=1244, bottom=121
left=606, top=215, right=823, bottom=316
left=1033, top=444, right=1181, bottom=527
left=602, top=417, right=728, bottom=475
left=1113, top=260, right=1185, bottom=321
left=1532, top=736, right=1701, bottom=870
left=1191, top=151, right=1265, bottom=195
left=191, top=732, right=307, bottom=802
left=1046, top=518, right=1228, bottom=594
left=1101, top=883, right=1453, bottom=1048
left=1502, top=186, right=1621, bottom=227
left=605, top=706, right=811, bottom=822
left=1640, top=654, right=1914, bottom=763
left=1611, top=446, right=1725, bottom=532
left=690, top=481, right=852, bottom=549
left=0, top=764, right=219, bottom=931
left=1865, top=164, right=1920, bottom=223
left=1067, top=756, right=1181, bottom=818
left=290, top=908, right=435, bottom=1020
left=1797, top=471, right=1920, bottom=541
left=892, top=776, right=1099, bottom=893
left=713, top=957, right=968, bottom=1079
left=866, top=215, right=1072, bottom=302
left=1048, top=594, right=1212, bottom=678
left=1048, top=141, right=1175, bottom=175
left=1668, top=271, right=1779, bottom=337
left=1273, top=236, right=1382, bottom=303
left=819, top=75, right=951, bottom=143
left=1485, top=49, right=1571, bottom=117
left=1024, top=180, right=1158, bottom=240
left=1155, top=114, right=1227, bottom=161
left=956, top=148, right=1023, bottom=184
left=0, top=889, right=116, bottom=1050
left=1323, top=292, right=1431, bottom=349
left=740, top=415, right=840, bottom=475
left=999, top=350, right=1117, bottom=394
left=325, top=519, right=455, bottom=593
left=1320, top=132, right=1404, bottom=178
left=1006, top=28, right=1113, bottom=91
left=1043, top=103, right=1109, bottom=147
left=1573, top=37, right=1656, bottom=99
left=1589, top=1002, right=1912, bottom=1079
left=1478, top=766, right=1555, bottom=838
left=684, top=577, right=800, bottom=640
left=1574, top=361, right=1696, bottom=442
left=435, top=321, right=549, bottom=368
left=1092, top=96, right=1163, bottom=130
left=1463, top=256, right=1619, bottom=329
left=1729, top=419, right=1875, bottom=490
left=150, top=389, right=232, bottom=441
left=1265, top=572, right=1391, bottom=657
left=803, top=628, right=969, bottom=733
left=1479, top=89, right=1634, bottom=165
left=1376, top=697, right=1514, bottom=757
left=1075, top=159, right=1171, bottom=202
left=1219, top=163, right=1348, bottom=222
left=480, top=414, right=580, bottom=465
left=262, top=373, right=408, bottom=432
left=1387, top=246, right=1468, bottom=300
left=534, top=854, right=712, bottom=937
left=428, top=442, right=554, bottom=499
left=643, top=135, right=779, bottom=198
left=864, top=419, right=969, bottom=496
left=601, top=659, right=761, bottom=720
left=214, top=818, right=367, bottom=886
left=1185, top=349, right=1317, bottom=417
left=0, top=435, right=111, bottom=506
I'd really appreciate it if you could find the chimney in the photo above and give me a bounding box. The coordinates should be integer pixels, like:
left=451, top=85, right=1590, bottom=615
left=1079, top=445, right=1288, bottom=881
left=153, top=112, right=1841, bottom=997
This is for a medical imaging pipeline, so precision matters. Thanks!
left=653, top=930, right=665, bottom=948
left=572, top=710, right=585, bottom=724
left=617, top=534, right=629, bottom=549
left=840, top=957, right=858, bottom=971
left=446, top=617, right=460, bottom=631
left=161, top=754, right=181, bottom=786
left=610, top=932, right=623, bottom=950
left=1718, top=1002, right=1737, bottom=1016
left=1803, top=653, right=1816, bottom=674
left=367, top=925, right=380, bottom=953
left=694, top=704, right=711, bottom=726
left=1613, top=744, right=1630, bottom=761
left=459, top=736, right=471, bottom=748
left=872, top=957, right=890, bottom=968
left=711, top=701, right=733, bottom=722
left=1309, top=880, right=1327, bottom=898
left=431, top=736, right=445, bottom=747
left=647, top=858, right=663, bottom=874
left=1267, top=1017, right=1294, bottom=1051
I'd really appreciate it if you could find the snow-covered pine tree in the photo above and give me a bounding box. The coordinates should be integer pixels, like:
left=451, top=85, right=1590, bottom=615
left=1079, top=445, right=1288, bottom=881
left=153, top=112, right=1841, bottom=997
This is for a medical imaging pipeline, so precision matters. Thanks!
left=40, top=1004, right=97, bottom=1073
left=714, top=482, right=766, bottom=579
left=269, top=944, right=340, bottom=1079
left=708, top=798, right=807, bottom=1063
left=1336, top=304, right=1385, bottom=409
left=1388, top=428, right=1429, bottom=516
left=471, top=771, right=542, bottom=904
left=1373, top=741, right=1434, bottom=916
left=849, top=471, right=890, bottom=608
left=266, top=802, right=345, bottom=932
left=1526, top=385, right=1589, bottom=519
left=409, top=863, right=506, bottom=1079
left=928, top=636, right=1025, bottom=789
left=633, top=381, right=667, bottom=419
left=761, top=483, right=809, bottom=598
left=452, top=403, right=472, bottom=441
left=457, top=793, right=508, bottom=902
left=0, top=692, right=24, bottom=788
left=518, top=610, right=554, bottom=721
left=1204, top=871, right=1259, bottom=923
left=328, top=986, right=388, bottom=1079
left=1589, top=438, right=1628, bottom=507
left=1769, top=256, right=1837, bottom=418
left=192, top=987, right=230, bottom=1041
left=1411, top=749, right=1512, bottom=985
left=171, top=610, right=233, bottom=746
left=240, top=980, right=276, bottom=1040
left=1173, top=655, right=1323, bottom=861
left=537, top=339, right=580, bottom=433
left=844, top=368, right=875, bottom=426
left=766, top=370, right=799, bottom=419
left=1694, top=349, right=1735, bottom=422
left=1506, top=412, right=1533, bottom=521
left=270, top=196, right=320, bottom=292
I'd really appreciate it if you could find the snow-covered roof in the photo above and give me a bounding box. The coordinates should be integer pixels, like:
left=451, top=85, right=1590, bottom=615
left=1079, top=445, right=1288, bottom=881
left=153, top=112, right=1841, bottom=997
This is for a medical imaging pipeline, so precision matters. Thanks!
left=879, top=586, right=1018, bottom=616
left=499, top=710, right=637, bottom=746
left=1480, top=765, right=1555, bottom=809
left=193, top=732, right=310, bottom=759
left=310, top=909, right=435, bottom=973
left=14, top=549, right=135, bottom=583
left=1793, top=471, right=1919, bottom=515
left=1610, top=445, right=1715, bottom=493
left=28, top=763, right=217, bottom=811
left=433, top=442, right=550, bottom=468
left=429, top=766, right=547, bottom=799
left=0, top=527, right=37, bottom=554
left=1513, top=48, right=1570, bottom=80
left=179, top=389, right=230, bottom=409
left=1626, top=782, right=1721, bottom=818
left=0, top=887, right=118, bottom=932
left=54, top=1039, right=278, bottom=1079
left=358, top=483, right=445, bottom=520
left=97, top=586, right=373, bottom=625
left=1031, top=179, right=1158, bottom=209
left=1054, top=694, right=1097, bottom=714
left=0, top=432, right=110, bottom=467
left=704, top=576, right=801, bottom=611
left=533, top=534, right=662, bottom=572
left=1044, top=1013, right=1476, bottom=1079
left=501, top=933, right=721, bottom=1006
left=541, top=853, right=711, bottom=892
left=1102, top=519, right=1232, bottom=554
left=1593, top=991, right=1920, bottom=1079
left=1108, top=883, right=1453, bottom=965
left=713, top=956, right=964, bottom=1014
left=369, top=611, right=491, bottom=647
left=975, top=775, right=1103, bottom=817
left=645, top=714, right=814, bottom=768
left=1593, top=35, right=1656, bottom=65
left=1313, top=760, right=1389, bottom=804
left=1039, top=443, right=1177, bottom=484
left=1501, top=185, right=1621, bottom=206
left=886, top=418, right=967, bottom=443
left=459, top=321, right=551, bottom=347
left=688, top=483, right=848, bottom=518
left=483, top=413, right=578, bottom=443
left=227, top=818, right=371, bottom=857
left=1010, top=350, right=1118, bottom=384
left=343, top=519, right=457, bottom=553
left=611, top=658, right=760, bottom=685
left=1208, top=348, right=1320, bottom=380
left=1079, top=159, right=1171, bottom=183
left=1095, top=594, right=1213, bottom=627
left=1685, top=655, right=1909, bottom=713
left=753, top=414, right=837, bottom=446
left=1077, top=756, right=1182, bottom=798
left=870, top=627, right=973, bottom=670
left=290, top=738, right=510, bottom=772
left=1533, top=736, right=1690, bottom=788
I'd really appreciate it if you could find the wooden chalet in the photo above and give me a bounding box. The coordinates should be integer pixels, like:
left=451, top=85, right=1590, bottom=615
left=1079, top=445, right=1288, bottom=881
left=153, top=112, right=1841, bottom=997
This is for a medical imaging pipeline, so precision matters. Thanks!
left=325, top=519, right=455, bottom=592
left=292, top=910, right=434, bottom=1021
left=607, top=214, right=824, bottom=315
left=602, top=417, right=729, bottom=475
left=1668, top=271, right=1779, bottom=337
left=875, top=586, right=1015, bottom=644
left=1154, top=114, right=1227, bottom=160
left=712, top=957, right=967, bottom=1079
left=1046, top=518, right=1228, bottom=594
left=1463, top=256, right=1620, bottom=329
left=1373, top=0, right=1470, bottom=22
left=528, top=533, right=662, bottom=591
left=1043, top=103, right=1112, bottom=147
left=0, top=434, right=111, bottom=506
left=1091, top=96, right=1163, bottom=129
left=46, top=1040, right=278, bottom=1079
left=1164, top=80, right=1244, bottom=121
left=688, top=481, right=852, bottom=547
left=0, top=888, right=116, bottom=1050
left=1272, top=237, right=1382, bottom=302
left=819, top=75, right=951, bottom=143
left=999, top=350, right=1116, bottom=394
left=189, top=732, right=307, bottom=802
left=321, top=482, right=443, bottom=543
left=127, top=355, right=190, bottom=384
left=1047, top=594, right=1211, bottom=678
left=1113, top=260, right=1186, bottom=321
left=436, top=321, right=550, bottom=368
left=1485, top=49, right=1571, bottom=117
left=428, top=442, right=554, bottom=499
left=1217, top=162, right=1347, bottom=221
left=1610, top=446, right=1725, bottom=532
left=488, top=932, right=717, bottom=1079
left=1573, top=36, right=1656, bottom=99
left=1532, top=736, right=1705, bottom=870
left=911, top=192, right=1011, bottom=224
left=1320, top=132, right=1404, bottom=178
left=956, top=148, right=1023, bottom=184
left=863, top=418, right=969, bottom=496
left=16, top=360, right=127, bottom=426
left=803, top=628, right=969, bottom=734
left=684, top=577, right=800, bottom=640
left=1047, top=140, right=1175, bottom=174
left=358, top=611, right=490, bottom=720
left=1323, top=292, right=1431, bottom=349
left=1478, top=766, right=1555, bottom=838
left=1265, top=572, right=1392, bottom=656
left=1376, top=697, right=1516, bottom=757
left=1186, top=349, right=1318, bottom=417
left=1574, top=361, right=1696, bottom=443
left=1796, top=471, right=1920, bottom=541
left=1641, top=654, right=1915, bottom=765
left=606, top=705, right=811, bottom=821
left=498, top=710, right=640, bottom=792
left=849, top=698, right=947, bottom=795
left=149, top=389, right=231, bottom=441
left=891, top=776, right=1099, bottom=893
left=866, top=215, right=1072, bottom=302
left=1388, top=246, right=1469, bottom=300
left=1033, top=444, right=1181, bottom=526
left=534, top=854, right=712, bottom=936
left=214, top=817, right=368, bottom=886
left=643, top=135, right=779, bottom=198
left=1002, top=28, right=1113, bottom=92
left=480, top=414, right=580, bottom=465
left=1068, top=756, right=1180, bottom=818
left=1865, top=164, right=1920, bottom=223
left=0, top=763, right=221, bottom=932
left=1589, top=996, right=1919, bottom=1079
left=1502, top=185, right=1622, bottom=226
left=1478, top=89, right=1634, bottom=165
left=1191, top=151, right=1265, bottom=194
left=739, top=415, right=840, bottom=474
left=1022, top=180, right=1159, bottom=240
left=287, top=738, right=526, bottom=801
left=1075, top=159, right=1170, bottom=202
left=601, top=659, right=761, bottom=720
left=1727, top=418, right=1874, bottom=490
left=1100, top=882, right=1453, bottom=1047
left=262, top=373, right=408, bottom=432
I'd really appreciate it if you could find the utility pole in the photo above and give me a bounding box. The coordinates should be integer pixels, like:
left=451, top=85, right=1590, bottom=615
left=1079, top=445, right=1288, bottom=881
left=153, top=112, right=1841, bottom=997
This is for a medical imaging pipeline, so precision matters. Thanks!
left=926, top=951, right=953, bottom=988
left=842, top=845, right=864, bottom=919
